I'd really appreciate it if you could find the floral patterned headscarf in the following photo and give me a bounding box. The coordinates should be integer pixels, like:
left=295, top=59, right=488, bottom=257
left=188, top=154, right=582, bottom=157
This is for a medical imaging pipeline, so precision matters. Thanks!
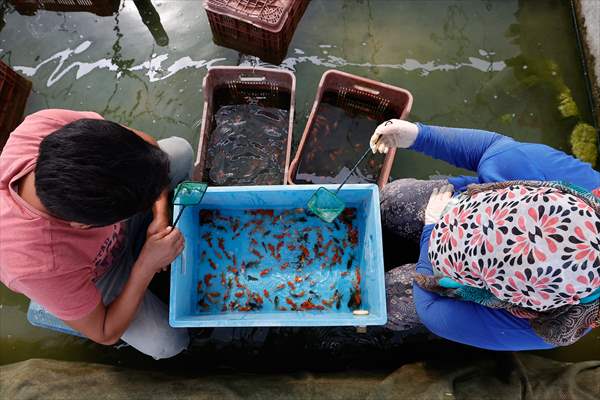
left=420, top=181, right=600, bottom=346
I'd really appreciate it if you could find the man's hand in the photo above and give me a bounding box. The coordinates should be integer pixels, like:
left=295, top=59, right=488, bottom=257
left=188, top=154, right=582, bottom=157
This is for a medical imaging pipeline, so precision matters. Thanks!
left=148, top=189, right=170, bottom=238
left=370, top=119, right=419, bottom=154
left=424, top=184, right=454, bottom=225
left=137, top=226, right=184, bottom=276
left=147, top=212, right=170, bottom=237
left=65, top=226, right=184, bottom=345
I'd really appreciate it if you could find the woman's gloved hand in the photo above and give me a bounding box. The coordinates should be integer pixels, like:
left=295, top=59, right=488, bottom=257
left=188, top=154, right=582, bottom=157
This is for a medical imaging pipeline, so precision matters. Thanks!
left=370, top=119, right=419, bottom=154
left=424, top=184, right=454, bottom=225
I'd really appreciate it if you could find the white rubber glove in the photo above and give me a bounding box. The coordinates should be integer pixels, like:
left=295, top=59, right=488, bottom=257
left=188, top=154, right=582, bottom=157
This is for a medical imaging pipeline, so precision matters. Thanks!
left=424, top=184, right=454, bottom=225
left=369, top=119, right=419, bottom=154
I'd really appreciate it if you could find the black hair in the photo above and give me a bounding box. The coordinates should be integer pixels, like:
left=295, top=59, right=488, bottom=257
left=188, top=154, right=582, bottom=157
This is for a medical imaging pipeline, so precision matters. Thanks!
left=35, top=119, right=170, bottom=226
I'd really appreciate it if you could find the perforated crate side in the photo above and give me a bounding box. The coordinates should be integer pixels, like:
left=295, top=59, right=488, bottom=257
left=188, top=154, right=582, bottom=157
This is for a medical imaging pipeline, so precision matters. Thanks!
left=10, top=0, right=120, bottom=16
left=0, top=62, right=32, bottom=151
left=205, top=0, right=309, bottom=64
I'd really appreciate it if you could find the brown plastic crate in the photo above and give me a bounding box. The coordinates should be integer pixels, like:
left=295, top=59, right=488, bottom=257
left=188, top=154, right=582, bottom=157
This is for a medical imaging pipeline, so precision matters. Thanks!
left=204, top=0, right=309, bottom=64
left=0, top=61, right=32, bottom=151
left=194, top=66, right=296, bottom=184
left=288, top=70, right=413, bottom=189
left=10, top=0, right=120, bottom=16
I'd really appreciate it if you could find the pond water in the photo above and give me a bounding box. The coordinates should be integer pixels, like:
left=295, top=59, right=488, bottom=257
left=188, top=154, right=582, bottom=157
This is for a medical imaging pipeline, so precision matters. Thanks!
left=0, top=0, right=598, bottom=368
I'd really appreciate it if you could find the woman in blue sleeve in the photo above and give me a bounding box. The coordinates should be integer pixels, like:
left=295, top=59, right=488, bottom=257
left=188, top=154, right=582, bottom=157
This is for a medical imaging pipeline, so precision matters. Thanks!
left=369, top=120, right=600, bottom=351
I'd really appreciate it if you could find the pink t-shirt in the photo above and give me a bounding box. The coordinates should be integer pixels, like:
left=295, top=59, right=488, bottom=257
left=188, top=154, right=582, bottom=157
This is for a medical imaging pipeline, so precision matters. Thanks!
left=0, top=109, right=126, bottom=321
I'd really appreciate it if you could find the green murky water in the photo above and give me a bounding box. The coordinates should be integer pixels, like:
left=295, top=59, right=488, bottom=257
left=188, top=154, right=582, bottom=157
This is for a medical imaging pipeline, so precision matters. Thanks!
left=1, top=0, right=598, bottom=368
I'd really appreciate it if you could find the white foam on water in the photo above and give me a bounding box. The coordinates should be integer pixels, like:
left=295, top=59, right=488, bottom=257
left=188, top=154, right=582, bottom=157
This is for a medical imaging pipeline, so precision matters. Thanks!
left=5, top=41, right=506, bottom=87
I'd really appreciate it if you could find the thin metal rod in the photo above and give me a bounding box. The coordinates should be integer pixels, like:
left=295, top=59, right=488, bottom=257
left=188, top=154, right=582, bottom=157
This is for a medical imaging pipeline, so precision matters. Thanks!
left=173, top=205, right=186, bottom=227
left=335, top=146, right=373, bottom=194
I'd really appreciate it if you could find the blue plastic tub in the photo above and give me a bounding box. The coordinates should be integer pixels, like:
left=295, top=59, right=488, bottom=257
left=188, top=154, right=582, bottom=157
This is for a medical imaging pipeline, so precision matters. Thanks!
left=169, top=184, right=386, bottom=328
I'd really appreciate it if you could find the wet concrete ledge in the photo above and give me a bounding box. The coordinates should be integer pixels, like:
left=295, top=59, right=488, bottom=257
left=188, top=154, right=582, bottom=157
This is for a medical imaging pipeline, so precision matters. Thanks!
left=574, top=0, right=600, bottom=126
left=1, top=355, right=598, bottom=400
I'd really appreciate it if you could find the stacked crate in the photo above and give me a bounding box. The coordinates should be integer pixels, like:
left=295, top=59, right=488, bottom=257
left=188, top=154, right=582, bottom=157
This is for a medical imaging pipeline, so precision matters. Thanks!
left=204, top=0, right=309, bottom=64
left=9, top=0, right=120, bottom=16
left=0, top=61, right=32, bottom=151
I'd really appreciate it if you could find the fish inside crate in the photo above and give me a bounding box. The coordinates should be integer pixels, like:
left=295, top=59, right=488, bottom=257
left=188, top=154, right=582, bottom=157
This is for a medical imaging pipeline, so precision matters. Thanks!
left=195, top=67, right=296, bottom=186
left=169, top=184, right=386, bottom=328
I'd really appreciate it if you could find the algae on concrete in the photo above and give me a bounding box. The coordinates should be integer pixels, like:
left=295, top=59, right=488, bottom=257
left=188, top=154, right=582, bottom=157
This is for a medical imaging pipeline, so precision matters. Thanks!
left=570, top=122, right=598, bottom=167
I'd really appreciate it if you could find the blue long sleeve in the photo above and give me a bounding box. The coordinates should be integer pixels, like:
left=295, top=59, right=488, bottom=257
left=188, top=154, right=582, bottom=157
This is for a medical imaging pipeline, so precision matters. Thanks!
left=410, top=123, right=511, bottom=172
left=413, top=225, right=554, bottom=351
left=411, top=124, right=600, bottom=191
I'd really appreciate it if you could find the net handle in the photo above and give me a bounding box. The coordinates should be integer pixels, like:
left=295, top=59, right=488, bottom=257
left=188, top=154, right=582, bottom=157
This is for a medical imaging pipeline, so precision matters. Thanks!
left=335, top=145, right=374, bottom=195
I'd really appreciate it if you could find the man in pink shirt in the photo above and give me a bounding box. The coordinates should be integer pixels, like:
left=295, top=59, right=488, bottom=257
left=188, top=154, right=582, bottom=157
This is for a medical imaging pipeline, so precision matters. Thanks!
left=0, top=109, right=192, bottom=359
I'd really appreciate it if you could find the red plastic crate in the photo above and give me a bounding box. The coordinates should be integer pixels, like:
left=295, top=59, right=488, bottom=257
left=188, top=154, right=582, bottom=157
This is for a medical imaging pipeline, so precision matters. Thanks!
left=204, top=0, right=309, bottom=64
left=9, top=0, right=120, bottom=16
left=194, top=66, right=296, bottom=184
left=0, top=61, right=32, bottom=151
left=288, top=70, right=413, bottom=189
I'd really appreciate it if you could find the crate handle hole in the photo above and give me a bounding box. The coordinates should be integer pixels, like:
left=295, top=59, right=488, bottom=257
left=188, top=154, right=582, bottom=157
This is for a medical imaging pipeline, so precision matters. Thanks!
left=353, top=85, right=380, bottom=95
left=239, top=76, right=267, bottom=82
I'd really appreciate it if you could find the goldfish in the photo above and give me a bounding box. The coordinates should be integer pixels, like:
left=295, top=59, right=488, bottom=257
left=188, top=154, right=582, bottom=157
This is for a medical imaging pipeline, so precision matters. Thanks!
left=206, top=293, right=220, bottom=304
left=235, top=291, right=245, bottom=298
left=268, top=243, right=276, bottom=257
left=300, top=299, right=324, bottom=311
left=202, top=232, right=213, bottom=248
left=214, top=250, right=223, bottom=260
left=220, top=273, right=226, bottom=285
left=199, top=210, right=214, bottom=224
left=208, top=259, right=218, bottom=270
left=355, top=266, right=361, bottom=285
left=218, top=237, right=226, bottom=252
left=300, top=245, right=310, bottom=258
left=276, top=283, right=285, bottom=290
left=233, top=254, right=237, bottom=266
left=346, top=254, right=355, bottom=270
left=274, top=233, right=286, bottom=240
left=287, top=244, right=296, bottom=251
left=198, top=298, right=209, bottom=310
left=294, top=275, right=303, bottom=283
left=204, top=274, right=215, bottom=286
left=201, top=250, right=207, bottom=262
left=348, top=287, right=361, bottom=309
left=280, top=262, right=289, bottom=270
left=348, top=227, right=358, bottom=245
left=291, top=290, right=305, bottom=298
left=251, top=249, right=263, bottom=258
left=259, top=268, right=271, bottom=277
left=287, top=281, right=296, bottom=290
left=309, top=280, right=316, bottom=287
left=340, top=271, right=349, bottom=277
left=250, top=209, right=274, bottom=217
left=227, top=266, right=238, bottom=274
left=238, top=306, right=251, bottom=312
left=196, top=281, right=203, bottom=293
left=263, top=289, right=270, bottom=299
left=251, top=238, right=259, bottom=246
left=235, top=276, right=244, bottom=288
left=285, top=297, right=298, bottom=310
